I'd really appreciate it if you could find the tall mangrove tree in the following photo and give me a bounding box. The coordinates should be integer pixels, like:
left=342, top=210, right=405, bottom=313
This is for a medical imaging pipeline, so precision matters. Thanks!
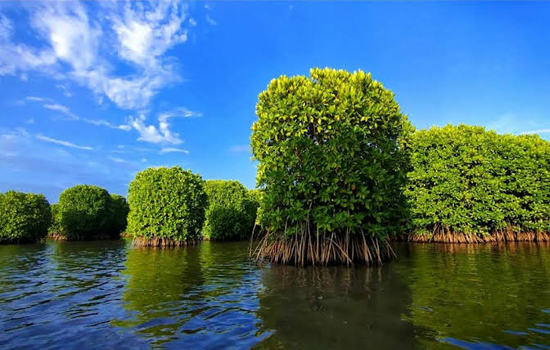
left=250, top=68, right=412, bottom=265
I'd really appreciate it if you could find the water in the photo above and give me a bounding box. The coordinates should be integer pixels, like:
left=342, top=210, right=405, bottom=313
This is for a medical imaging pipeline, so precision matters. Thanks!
left=1, top=240, right=550, bottom=350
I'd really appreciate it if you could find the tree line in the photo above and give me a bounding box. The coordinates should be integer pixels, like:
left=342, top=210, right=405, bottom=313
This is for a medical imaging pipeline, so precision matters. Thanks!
left=0, top=173, right=260, bottom=245
left=2, top=68, right=550, bottom=267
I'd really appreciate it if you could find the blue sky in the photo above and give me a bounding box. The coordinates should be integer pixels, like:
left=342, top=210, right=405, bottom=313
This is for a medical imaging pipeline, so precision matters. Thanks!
left=1, top=1, right=549, bottom=202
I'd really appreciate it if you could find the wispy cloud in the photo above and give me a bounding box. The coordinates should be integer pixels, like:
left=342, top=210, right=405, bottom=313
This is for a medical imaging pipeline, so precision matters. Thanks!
left=129, top=107, right=200, bottom=145
left=205, top=14, right=217, bottom=26
left=520, top=129, right=550, bottom=135
left=0, top=127, right=136, bottom=201
left=44, top=103, right=78, bottom=119
left=228, top=145, right=251, bottom=154
left=160, top=147, right=189, bottom=154
left=0, top=1, right=194, bottom=110
left=23, top=97, right=130, bottom=131
left=56, top=84, right=72, bottom=97
left=36, top=134, right=93, bottom=150
left=487, top=113, right=549, bottom=137
left=24, top=96, right=50, bottom=103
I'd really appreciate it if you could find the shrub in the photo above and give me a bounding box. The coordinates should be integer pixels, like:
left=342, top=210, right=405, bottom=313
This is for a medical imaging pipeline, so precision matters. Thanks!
left=250, top=68, right=412, bottom=265
left=57, top=185, right=113, bottom=240
left=0, top=191, right=51, bottom=243
left=109, top=194, right=129, bottom=237
left=203, top=180, right=259, bottom=241
left=127, top=166, right=208, bottom=246
left=406, top=124, right=550, bottom=242
left=48, top=203, right=62, bottom=235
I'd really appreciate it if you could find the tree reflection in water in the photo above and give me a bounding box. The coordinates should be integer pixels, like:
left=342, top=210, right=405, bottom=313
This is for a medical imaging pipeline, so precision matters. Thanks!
left=254, top=257, right=422, bottom=350
left=114, top=241, right=266, bottom=349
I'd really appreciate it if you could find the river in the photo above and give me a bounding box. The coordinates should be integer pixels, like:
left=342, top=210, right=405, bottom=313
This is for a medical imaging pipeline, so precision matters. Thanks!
left=1, top=240, right=549, bottom=349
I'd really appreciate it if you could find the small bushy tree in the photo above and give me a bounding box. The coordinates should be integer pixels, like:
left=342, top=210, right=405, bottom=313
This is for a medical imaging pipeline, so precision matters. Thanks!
left=203, top=180, right=259, bottom=241
left=0, top=191, right=51, bottom=243
left=57, top=185, right=113, bottom=240
left=127, top=166, right=208, bottom=245
left=109, top=194, right=129, bottom=237
left=251, top=68, right=412, bottom=265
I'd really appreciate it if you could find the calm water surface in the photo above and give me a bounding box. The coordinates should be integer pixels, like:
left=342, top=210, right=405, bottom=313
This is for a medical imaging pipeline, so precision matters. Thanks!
left=1, top=240, right=549, bottom=349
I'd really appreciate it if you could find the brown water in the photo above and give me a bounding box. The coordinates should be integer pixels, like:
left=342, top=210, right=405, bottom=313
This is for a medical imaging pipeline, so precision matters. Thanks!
left=1, top=240, right=549, bottom=349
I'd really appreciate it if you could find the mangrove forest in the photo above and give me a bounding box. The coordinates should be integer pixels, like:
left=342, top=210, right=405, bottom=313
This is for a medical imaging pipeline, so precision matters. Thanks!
left=1, top=68, right=550, bottom=269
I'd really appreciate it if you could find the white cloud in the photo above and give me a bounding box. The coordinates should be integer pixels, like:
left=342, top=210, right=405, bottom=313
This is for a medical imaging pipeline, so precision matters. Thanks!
left=228, top=145, right=251, bottom=154
left=111, top=1, right=188, bottom=66
left=0, top=14, right=57, bottom=75
left=130, top=113, right=179, bottom=144
left=0, top=1, right=193, bottom=110
left=81, top=117, right=131, bottom=131
left=160, top=147, right=189, bottom=154
left=129, top=107, right=200, bottom=145
left=520, top=129, right=550, bottom=135
left=44, top=103, right=78, bottom=119
left=36, top=134, right=93, bottom=150
left=487, top=113, right=549, bottom=137
left=0, top=128, right=30, bottom=155
left=23, top=97, right=130, bottom=131
left=56, top=84, right=72, bottom=97
left=205, top=14, right=217, bottom=26
left=25, top=96, right=50, bottom=103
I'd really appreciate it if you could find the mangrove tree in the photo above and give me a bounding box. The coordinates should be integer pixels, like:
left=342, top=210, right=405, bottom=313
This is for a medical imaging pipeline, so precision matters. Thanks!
left=250, top=68, right=412, bottom=265
left=127, top=166, right=208, bottom=246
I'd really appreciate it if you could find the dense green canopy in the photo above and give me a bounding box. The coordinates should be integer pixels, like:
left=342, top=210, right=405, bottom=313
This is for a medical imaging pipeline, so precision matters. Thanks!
left=127, top=166, right=208, bottom=244
left=406, top=124, right=550, bottom=240
left=109, top=194, right=129, bottom=237
left=0, top=191, right=51, bottom=243
left=251, top=68, right=412, bottom=264
left=56, top=185, right=114, bottom=240
left=203, top=180, right=259, bottom=241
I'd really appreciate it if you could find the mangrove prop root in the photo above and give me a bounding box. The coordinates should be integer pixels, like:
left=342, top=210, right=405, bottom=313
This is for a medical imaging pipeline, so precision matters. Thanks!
left=131, top=236, right=201, bottom=247
left=48, top=233, right=114, bottom=241
left=250, top=228, right=394, bottom=266
left=404, top=225, right=550, bottom=243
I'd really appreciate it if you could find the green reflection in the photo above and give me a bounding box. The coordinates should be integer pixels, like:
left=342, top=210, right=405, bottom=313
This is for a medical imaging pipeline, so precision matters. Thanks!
left=403, top=243, right=550, bottom=349
left=0, top=243, right=51, bottom=296
left=114, top=242, right=251, bottom=347
left=113, top=245, right=204, bottom=344
left=254, top=263, right=421, bottom=350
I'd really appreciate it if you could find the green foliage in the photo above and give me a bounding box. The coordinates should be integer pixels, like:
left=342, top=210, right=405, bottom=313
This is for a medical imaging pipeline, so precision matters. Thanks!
left=406, top=124, right=550, bottom=236
left=48, top=203, right=61, bottom=235
left=57, top=185, right=113, bottom=239
left=251, top=68, right=412, bottom=239
left=127, top=166, right=208, bottom=241
left=203, top=180, right=259, bottom=241
left=0, top=191, right=51, bottom=243
left=109, top=194, right=129, bottom=236
left=248, top=189, right=263, bottom=225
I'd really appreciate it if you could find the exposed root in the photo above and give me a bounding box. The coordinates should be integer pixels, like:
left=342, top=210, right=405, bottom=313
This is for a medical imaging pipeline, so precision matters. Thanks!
left=132, top=236, right=201, bottom=247
left=250, top=227, right=394, bottom=266
left=48, top=233, right=116, bottom=241
left=405, top=225, right=550, bottom=243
